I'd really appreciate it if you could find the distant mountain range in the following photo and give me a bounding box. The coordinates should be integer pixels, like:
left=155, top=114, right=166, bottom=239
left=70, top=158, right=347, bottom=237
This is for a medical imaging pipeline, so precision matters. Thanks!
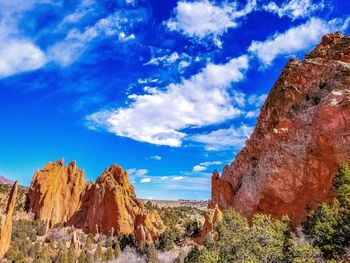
left=0, top=175, right=15, bottom=185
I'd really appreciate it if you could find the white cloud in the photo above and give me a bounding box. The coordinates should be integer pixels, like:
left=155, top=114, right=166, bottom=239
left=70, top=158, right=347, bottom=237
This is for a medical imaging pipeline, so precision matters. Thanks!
left=245, top=109, right=261, bottom=118
left=59, top=0, right=95, bottom=26
left=0, top=0, right=48, bottom=78
left=160, top=176, right=169, bottom=180
left=140, top=177, right=151, bottom=183
left=48, top=12, right=134, bottom=66
left=127, top=168, right=148, bottom=177
left=190, top=125, right=253, bottom=151
left=263, top=0, right=324, bottom=20
left=248, top=18, right=334, bottom=66
left=0, top=40, right=46, bottom=78
left=172, top=176, right=184, bottom=181
left=144, top=52, right=181, bottom=66
left=193, top=161, right=222, bottom=172
left=149, top=155, right=162, bottom=161
left=245, top=93, right=267, bottom=118
left=166, top=0, right=256, bottom=45
left=87, top=55, right=249, bottom=147
left=248, top=94, right=267, bottom=106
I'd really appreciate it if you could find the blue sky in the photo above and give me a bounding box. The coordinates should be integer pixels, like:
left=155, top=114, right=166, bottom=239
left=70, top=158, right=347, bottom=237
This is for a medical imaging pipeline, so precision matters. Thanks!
left=0, top=0, right=349, bottom=200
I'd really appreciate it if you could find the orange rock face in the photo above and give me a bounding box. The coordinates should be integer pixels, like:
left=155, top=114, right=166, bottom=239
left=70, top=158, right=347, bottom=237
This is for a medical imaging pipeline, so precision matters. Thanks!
left=29, top=161, right=164, bottom=242
left=67, top=164, right=165, bottom=242
left=211, top=32, right=350, bottom=224
left=0, top=181, right=18, bottom=257
left=195, top=205, right=223, bottom=244
left=28, top=159, right=86, bottom=226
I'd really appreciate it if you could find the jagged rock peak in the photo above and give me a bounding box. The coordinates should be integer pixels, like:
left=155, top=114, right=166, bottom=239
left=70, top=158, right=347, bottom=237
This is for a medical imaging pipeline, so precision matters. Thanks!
left=305, top=32, right=350, bottom=62
left=28, top=159, right=86, bottom=226
left=0, top=181, right=18, bottom=257
left=210, top=32, right=350, bottom=224
left=67, top=163, right=165, bottom=242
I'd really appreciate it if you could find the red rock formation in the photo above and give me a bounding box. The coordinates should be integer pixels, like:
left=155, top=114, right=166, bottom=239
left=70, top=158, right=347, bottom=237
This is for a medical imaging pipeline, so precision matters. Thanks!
left=0, top=181, right=18, bottom=257
left=28, top=159, right=86, bottom=226
left=68, top=164, right=165, bottom=242
left=211, top=32, right=350, bottom=224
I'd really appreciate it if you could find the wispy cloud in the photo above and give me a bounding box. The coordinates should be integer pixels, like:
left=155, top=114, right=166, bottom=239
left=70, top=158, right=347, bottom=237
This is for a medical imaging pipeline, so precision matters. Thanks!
left=193, top=161, right=222, bottom=172
left=140, top=177, right=151, bottom=183
left=190, top=125, right=253, bottom=151
left=172, top=176, right=184, bottom=181
left=263, top=0, right=324, bottom=20
left=127, top=168, right=148, bottom=177
left=48, top=12, right=136, bottom=66
left=149, top=155, right=162, bottom=161
left=248, top=18, right=334, bottom=66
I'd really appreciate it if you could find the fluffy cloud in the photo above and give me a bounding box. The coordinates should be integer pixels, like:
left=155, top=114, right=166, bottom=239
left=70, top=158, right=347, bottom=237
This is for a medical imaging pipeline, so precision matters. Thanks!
left=140, top=177, right=151, bottom=183
left=166, top=0, right=256, bottom=45
left=87, top=55, right=249, bottom=147
left=190, top=125, right=253, bottom=151
left=0, top=0, right=48, bottom=78
left=0, top=40, right=46, bottom=78
left=127, top=168, right=148, bottom=177
left=263, top=0, right=324, bottom=20
left=193, top=161, right=222, bottom=172
left=248, top=18, right=333, bottom=65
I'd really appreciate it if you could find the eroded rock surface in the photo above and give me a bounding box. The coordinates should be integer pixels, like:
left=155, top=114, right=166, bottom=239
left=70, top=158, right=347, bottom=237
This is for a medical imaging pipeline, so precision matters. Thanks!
left=28, top=159, right=86, bottom=226
left=195, top=205, right=223, bottom=244
left=0, top=181, right=18, bottom=257
left=67, top=164, right=165, bottom=242
left=211, top=32, right=350, bottom=224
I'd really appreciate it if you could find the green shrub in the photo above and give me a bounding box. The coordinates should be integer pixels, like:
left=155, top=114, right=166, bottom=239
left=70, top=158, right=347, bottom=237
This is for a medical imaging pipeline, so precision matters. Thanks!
left=303, top=163, right=350, bottom=259
left=184, top=219, right=202, bottom=238
left=157, top=228, right=180, bottom=251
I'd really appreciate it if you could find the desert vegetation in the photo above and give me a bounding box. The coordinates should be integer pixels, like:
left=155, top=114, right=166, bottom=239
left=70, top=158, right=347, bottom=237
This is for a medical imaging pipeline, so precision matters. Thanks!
left=2, top=163, right=350, bottom=262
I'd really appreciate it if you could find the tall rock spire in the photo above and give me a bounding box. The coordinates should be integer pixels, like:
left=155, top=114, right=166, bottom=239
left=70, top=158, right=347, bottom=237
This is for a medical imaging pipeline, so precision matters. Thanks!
left=0, top=181, right=18, bottom=257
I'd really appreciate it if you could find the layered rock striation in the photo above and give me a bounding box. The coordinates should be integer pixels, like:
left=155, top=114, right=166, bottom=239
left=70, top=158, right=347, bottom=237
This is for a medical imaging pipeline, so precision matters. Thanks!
left=210, top=32, right=350, bottom=224
left=28, top=160, right=164, bottom=242
left=0, top=181, right=18, bottom=257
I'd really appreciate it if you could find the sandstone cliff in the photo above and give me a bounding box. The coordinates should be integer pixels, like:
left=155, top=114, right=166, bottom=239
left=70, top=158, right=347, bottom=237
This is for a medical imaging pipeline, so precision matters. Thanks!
left=28, top=160, right=164, bottom=242
left=68, top=164, right=165, bottom=242
left=211, top=32, right=350, bottom=224
left=0, top=181, right=18, bottom=257
left=28, top=159, right=86, bottom=226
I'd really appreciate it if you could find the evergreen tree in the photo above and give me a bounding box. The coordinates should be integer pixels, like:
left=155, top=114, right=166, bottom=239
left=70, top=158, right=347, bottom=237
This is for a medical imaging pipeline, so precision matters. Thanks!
left=94, top=243, right=103, bottom=262
left=77, top=250, right=87, bottom=263
left=67, top=245, right=77, bottom=263
left=113, top=240, right=121, bottom=258
left=303, top=163, right=350, bottom=259
left=106, top=247, right=114, bottom=261
left=85, top=236, right=94, bottom=251
left=146, top=243, right=159, bottom=263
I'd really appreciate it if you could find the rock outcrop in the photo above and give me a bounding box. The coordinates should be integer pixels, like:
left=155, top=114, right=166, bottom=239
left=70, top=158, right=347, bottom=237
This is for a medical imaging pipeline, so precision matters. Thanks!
left=210, top=32, right=350, bottom=224
left=0, top=181, right=18, bottom=257
left=28, top=160, right=164, bottom=242
left=195, top=205, right=223, bottom=244
left=69, top=164, right=165, bottom=242
left=28, top=159, right=86, bottom=226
